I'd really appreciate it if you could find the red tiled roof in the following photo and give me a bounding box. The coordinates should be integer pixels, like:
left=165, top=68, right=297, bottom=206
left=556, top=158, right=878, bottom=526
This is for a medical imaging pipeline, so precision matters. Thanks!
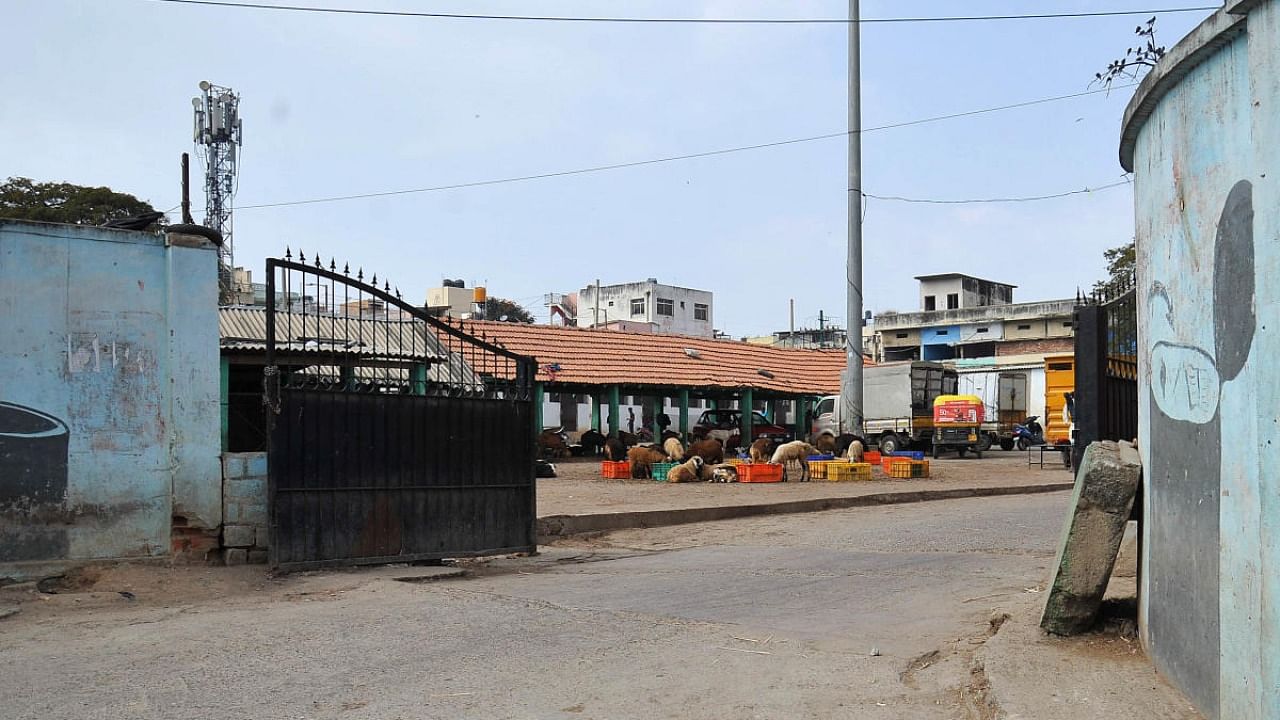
left=444, top=319, right=866, bottom=396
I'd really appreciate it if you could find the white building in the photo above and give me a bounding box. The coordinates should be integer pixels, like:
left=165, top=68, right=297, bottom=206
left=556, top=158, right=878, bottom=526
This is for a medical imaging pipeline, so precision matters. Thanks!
left=578, top=278, right=713, bottom=337
left=916, top=273, right=1015, bottom=312
left=425, top=283, right=481, bottom=319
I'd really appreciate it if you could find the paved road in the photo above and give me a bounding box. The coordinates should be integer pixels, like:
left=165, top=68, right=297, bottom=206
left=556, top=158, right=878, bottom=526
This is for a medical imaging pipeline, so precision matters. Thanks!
left=0, top=493, right=1072, bottom=720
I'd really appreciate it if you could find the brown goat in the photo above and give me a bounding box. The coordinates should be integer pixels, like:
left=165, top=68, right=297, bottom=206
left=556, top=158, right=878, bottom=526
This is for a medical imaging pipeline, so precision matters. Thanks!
left=687, top=438, right=725, bottom=465
left=813, top=434, right=837, bottom=454
left=537, top=430, right=570, bottom=459
left=748, top=438, right=775, bottom=463
left=627, top=446, right=668, bottom=479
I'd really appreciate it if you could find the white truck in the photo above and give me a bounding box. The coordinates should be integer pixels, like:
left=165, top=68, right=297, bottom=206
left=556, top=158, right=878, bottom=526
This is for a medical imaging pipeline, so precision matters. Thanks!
left=810, top=361, right=958, bottom=454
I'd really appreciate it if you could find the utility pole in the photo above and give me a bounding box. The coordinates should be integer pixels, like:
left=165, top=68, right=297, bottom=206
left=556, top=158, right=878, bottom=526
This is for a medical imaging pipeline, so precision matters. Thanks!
left=595, top=278, right=601, bottom=328
left=841, top=0, right=865, bottom=437
left=789, top=298, right=795, bottom=348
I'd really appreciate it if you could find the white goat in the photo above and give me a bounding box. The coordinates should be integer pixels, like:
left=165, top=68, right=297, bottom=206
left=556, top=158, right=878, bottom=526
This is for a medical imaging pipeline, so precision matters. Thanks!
left=769, top=441, right=820, bottom=482
left=663, top=437, right=685, bottom=462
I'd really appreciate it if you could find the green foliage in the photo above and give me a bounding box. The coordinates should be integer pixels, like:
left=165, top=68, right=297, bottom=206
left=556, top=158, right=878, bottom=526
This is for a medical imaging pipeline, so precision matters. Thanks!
left=1094, top=242, right=1136, bottom=295
left=484, top=297, right=535, bottom=323
left=0, top=177, right=159, bottom=226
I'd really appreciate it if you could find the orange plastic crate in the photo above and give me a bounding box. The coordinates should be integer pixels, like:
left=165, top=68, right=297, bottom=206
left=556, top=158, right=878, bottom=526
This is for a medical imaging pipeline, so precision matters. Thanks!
left=808, top=460, right=834, bottom=479
left=885, top=459, right=930, bottom=479
left=738, top=463, right=784, bottom=483
left=863, top=450, right=882, bottom=464
left=601, top=460, right=631, bottom=479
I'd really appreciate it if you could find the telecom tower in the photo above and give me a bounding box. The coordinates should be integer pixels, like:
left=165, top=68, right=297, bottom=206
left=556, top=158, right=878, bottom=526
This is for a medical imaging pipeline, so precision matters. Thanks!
left=192, top=81, right=243, bottom=302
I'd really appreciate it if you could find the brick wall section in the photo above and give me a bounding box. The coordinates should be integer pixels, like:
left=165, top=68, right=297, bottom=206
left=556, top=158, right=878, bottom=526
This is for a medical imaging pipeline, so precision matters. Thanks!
left=222, top=452, right=269, bottom=565
left=997, top=337, right=1073, bottom=356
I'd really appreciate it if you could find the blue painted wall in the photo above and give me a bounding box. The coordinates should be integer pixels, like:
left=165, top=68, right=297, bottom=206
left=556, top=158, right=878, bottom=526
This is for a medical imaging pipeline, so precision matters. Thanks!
left=1122, top=2, right=1278, bottom=717
left=0, top=221, right=221, bottom=579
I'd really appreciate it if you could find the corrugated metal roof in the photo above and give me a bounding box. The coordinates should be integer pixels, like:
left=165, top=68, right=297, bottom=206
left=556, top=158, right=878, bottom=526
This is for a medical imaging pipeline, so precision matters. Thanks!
left=219, top=306, right=447, bottom=360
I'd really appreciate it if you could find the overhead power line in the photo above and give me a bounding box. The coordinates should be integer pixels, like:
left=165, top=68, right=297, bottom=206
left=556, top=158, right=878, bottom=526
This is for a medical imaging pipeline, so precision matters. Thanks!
left=148, top=0, right=1217, bottom=24
left=227, top=83, right=1136, bottom=211
left=862, top=179, right=1131, bottom=205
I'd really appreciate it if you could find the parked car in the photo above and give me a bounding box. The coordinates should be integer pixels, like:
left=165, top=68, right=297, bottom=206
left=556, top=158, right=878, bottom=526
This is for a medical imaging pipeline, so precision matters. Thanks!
left=692, top=409, right=791, bottom=450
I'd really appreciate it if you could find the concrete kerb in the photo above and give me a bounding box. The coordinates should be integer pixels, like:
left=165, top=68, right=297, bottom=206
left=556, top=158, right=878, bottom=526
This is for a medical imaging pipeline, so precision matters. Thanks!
left=537, top=482, right=1075, bottom=542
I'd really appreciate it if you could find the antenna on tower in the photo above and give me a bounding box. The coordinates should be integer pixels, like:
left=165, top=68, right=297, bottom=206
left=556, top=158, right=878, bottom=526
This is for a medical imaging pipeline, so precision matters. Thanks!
left=192, top=80, right=243, bottom=304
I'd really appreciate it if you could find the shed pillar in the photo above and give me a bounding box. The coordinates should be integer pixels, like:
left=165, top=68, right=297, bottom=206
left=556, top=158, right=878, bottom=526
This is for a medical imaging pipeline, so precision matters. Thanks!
left=533, top=382, right=545, bottom=433
left=411, top=363, right=427, bottom=396
left=608, top=386, right=621, bottom=436
left=679, top=389, right=690, bottom=437
left=794, top=397, right=809, bottom=441
left=651, top=395, right=663, bottom=440
left=591, top=394, right=602, bottom=432
left=219, top=357, right=230, bottom=451
left=741, top=388, right=754, bottom=446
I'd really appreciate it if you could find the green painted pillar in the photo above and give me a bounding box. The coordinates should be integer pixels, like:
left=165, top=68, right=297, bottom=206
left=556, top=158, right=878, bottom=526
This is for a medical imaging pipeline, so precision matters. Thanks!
left=534, top=382, right=545, bottom=432
left=651, top=395, right=663, bottom=439
left=794, top=397, right=809, bottom=440
left=591, top=394, right=602, bottom=431
left=710, top=397, right=719, bottom=410
left=340, top=365, right=356, bottom=392
left=741, top=388, right=754, bottom=444
left=219, top=357, right=230, bottom=451
left=411, top=363, right=427, bottom=396
left=679, top=389, right=690, bottom=437
left=608, top=386, right=621, bottom=436
left=764, top=399, right=775, bottom=423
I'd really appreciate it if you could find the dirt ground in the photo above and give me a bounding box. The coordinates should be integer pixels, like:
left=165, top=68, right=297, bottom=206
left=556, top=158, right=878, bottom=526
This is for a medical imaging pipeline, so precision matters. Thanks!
left=539, top=451, right=1073, bottom=517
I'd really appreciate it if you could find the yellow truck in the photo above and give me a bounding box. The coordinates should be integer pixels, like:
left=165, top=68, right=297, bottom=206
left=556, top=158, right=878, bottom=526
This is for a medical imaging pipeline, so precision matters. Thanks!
left=1043, top=353, right=1075, bottom=445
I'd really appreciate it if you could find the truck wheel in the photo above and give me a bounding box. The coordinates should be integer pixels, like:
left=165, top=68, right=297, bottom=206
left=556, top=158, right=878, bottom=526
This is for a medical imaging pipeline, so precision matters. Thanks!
left=999, top=439, right=1015, bottom=452
left=958, top=447, right=967, bottom=458
left=978, top=433, right=993, bottom=452
left=879, top=434, right=901, bottom=455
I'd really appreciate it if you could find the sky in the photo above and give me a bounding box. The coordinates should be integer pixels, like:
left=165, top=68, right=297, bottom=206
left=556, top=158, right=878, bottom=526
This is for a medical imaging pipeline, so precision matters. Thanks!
left=1, top=0, right=1214, bottom=337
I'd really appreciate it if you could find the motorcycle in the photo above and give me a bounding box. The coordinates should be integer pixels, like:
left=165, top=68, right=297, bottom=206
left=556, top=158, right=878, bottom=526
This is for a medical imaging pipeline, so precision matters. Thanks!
left=1012, top=416, right=1045, bottom=450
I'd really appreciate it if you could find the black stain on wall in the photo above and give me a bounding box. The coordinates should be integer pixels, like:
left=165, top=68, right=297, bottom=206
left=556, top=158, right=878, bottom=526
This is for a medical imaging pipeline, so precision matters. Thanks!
left=1146, top=179, right=1255, bottom=713
left=0, top=402, right=71, bottom=563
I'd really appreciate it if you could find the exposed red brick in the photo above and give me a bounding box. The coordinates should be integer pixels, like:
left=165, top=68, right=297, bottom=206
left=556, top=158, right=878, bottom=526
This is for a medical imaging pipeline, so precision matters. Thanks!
left=997, top=337, right=1074, bottom=356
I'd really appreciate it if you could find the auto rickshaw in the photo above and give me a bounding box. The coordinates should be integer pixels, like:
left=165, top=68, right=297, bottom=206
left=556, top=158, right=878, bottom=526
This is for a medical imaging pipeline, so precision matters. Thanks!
left=932, top=394, right=985, bottom=459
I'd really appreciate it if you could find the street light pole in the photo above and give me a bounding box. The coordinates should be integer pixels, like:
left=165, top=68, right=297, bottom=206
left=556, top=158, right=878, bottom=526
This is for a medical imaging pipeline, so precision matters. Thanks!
left=842, top=0, right=865, bottom=437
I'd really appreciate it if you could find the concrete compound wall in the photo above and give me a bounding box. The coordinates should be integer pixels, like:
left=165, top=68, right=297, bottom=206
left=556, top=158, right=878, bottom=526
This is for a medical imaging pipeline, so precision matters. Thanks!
left=221, top=452, right=269, bottom=565
left=0, top=220, right=222, bottom=580
left=1120, top=2, right=1279, bottom=717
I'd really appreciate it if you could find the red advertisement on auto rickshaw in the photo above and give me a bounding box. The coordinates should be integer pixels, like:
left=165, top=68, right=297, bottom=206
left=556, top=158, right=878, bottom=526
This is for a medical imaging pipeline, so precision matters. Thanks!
left=933, top=395, right=985, bottom=425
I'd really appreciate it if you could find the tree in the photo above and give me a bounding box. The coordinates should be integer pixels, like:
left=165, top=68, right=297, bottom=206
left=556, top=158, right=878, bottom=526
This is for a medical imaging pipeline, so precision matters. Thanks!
left=483, top=297, right=535, bottom=323
left=0, top=177, right=159, bottom=226
left=1094, top=241, right=1136, bottom=296
left=1093, top=18, right=1166, bottom=89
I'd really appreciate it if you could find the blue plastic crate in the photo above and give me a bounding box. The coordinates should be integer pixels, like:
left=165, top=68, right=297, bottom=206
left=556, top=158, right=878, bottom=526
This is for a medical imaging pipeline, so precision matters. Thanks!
left=806, top=454, right=835, bottom=461
left=890, top=451, right=926, bottom=461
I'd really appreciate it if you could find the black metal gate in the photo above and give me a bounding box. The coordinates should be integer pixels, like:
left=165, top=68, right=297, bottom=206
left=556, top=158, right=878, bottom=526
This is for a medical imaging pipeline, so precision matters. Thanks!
left=1073, top=279, right=1138, bottom=468
left=264, top=253, right=537, bottom=571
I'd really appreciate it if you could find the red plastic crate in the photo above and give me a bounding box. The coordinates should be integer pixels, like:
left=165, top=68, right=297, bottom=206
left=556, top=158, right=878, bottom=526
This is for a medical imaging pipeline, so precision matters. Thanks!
left=738, top=463, right=784, bottom=483
left=600, top=461, right=630, bottom=479
left=863, top=450, right=882, bottom=464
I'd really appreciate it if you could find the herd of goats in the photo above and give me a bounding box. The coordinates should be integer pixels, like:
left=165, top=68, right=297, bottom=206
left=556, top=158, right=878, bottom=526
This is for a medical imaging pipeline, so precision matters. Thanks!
left=536, top=429, right=866, bottom=483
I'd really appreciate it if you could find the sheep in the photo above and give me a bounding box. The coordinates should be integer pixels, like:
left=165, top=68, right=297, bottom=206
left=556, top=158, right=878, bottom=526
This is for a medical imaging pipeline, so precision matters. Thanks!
left=665, top=456, right=705, bottom=483
left=627, top=445, right=668, bottom=479
left=835, top=434, right=863, bottom=461
left=710, top=464, right=739, bottom=483
left=579, top=429, right=606, bottom=456
left=663, top=437, right=685, bottom=462
left=687, top=438, right=725, bottom=465
left=813, top=434, right=837, bottom=454
left=748, top=438, right=775, bottom=463
left=842, top=439, right=865, bottom=462
left=770, top=440, right=821, bottom=482
left=604, top=437, right=627, bottom=462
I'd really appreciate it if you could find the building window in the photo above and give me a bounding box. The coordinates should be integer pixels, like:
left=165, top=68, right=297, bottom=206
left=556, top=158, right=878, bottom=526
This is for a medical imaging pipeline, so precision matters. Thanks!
left=1062, top=321, right=1073, bottom=328
left=1017, top=324, right=1031, bottom=331
left=656, top=298, right=674, bottom=316
left=694, top=303, right=709, bottom=321
left=630, top=298, right=645, bottom=316
left=976, top=327, right=988, bottom=333
left=947, top=293, right=959, bottom=309
left=607, top=300, right=614, bottom=307
left=924, top=295, right=936, bottom=311
left=895, top=332, right=909, bottom=339
left=936, top=330, right=949, bottom=336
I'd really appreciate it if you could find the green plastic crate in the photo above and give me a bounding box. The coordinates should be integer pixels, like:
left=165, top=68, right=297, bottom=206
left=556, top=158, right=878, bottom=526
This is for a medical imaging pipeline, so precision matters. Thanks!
left=651, top=462, right=678, bottom=482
